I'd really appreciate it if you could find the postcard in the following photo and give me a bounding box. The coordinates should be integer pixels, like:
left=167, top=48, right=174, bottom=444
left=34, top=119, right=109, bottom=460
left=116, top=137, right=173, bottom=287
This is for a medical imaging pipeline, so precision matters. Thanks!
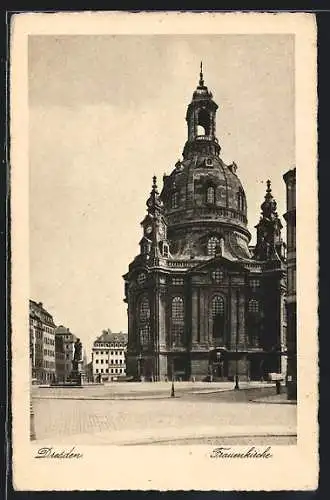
left=10, top=11, right=318, bottom=491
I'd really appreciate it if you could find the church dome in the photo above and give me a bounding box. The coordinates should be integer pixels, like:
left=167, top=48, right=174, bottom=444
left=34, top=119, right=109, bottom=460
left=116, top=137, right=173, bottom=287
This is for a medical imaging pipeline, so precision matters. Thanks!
left=159, top=64, right=251, bottom=261
left=162, top=156, right=247, bottom=230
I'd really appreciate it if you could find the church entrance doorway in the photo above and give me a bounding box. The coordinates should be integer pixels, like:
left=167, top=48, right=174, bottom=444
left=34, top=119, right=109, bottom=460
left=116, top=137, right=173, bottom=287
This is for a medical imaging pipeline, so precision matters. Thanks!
left=249, top=356, right=264, bottom=381
left=169, top=356, right=187, bottom=381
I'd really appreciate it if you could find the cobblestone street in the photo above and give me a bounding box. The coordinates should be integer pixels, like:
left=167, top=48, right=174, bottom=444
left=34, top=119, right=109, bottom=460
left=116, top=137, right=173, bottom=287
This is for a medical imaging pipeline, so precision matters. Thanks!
left=32, top=382, right=297, bottom=445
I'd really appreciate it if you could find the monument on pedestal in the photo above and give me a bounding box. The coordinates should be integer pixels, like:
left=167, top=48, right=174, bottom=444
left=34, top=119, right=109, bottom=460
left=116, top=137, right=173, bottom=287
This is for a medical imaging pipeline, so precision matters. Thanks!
left=70, top=338, right=84, bottom=386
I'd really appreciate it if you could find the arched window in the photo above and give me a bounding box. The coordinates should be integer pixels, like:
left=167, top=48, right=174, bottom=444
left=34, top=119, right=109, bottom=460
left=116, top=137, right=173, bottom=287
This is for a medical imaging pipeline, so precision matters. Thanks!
left=139, top=296, right=150, bottom=322
left=197, top=109, right=211, bottom=136
left=248, top=299, right=260, bottom=347
left=237, top=189, right=245, bottom=211
left=171, top=296, right=184, bottom=346
left=248, top=299, right=259, bottom=313
left=139, top=325, right=150, bottom=346
left=197, top=124, right=206, bottom=136
left=137, top=272, right=147, bottom=285
left=212, top=295, right=225, bottom=317
left=163, top=243, right=169, bottom=258
left=138, top=296, right=151, bottom=349
left=207, top=236, right=219, bottom=257
left=141, top=240, right=150, bottom=255
left=206, top=186, right=215, bottom=204
left=211, top=295, right=225, bottom=343
left=171, top=192, right=178, bottom=209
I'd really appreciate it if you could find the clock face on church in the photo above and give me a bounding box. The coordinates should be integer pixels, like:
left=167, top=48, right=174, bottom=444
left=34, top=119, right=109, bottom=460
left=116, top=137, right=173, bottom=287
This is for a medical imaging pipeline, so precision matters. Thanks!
left=145, top=225, right=153, bottom=235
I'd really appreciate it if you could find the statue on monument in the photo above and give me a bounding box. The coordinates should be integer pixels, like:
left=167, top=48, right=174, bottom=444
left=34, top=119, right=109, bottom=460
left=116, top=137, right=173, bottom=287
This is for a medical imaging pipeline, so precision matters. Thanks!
left=72, top=338, right=83, bottom=380
left=73, top=338, right=83, bottom=362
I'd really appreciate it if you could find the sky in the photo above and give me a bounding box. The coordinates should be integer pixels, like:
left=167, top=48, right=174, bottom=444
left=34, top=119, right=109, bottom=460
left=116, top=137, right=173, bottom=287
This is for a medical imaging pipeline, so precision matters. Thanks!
left=29, top=34, right=295, bottom=359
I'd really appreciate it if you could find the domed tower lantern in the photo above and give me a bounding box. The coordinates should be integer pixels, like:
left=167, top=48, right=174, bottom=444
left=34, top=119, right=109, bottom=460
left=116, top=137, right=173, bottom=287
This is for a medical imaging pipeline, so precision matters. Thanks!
left=184, top=62, right=221, bottom=159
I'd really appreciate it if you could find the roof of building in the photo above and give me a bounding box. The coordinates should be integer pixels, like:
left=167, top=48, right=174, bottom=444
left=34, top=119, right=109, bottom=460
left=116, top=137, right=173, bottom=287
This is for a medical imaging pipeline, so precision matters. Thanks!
left=55, top=325, right=70, bottom=334
left=55, top=325, right=77, bottom=342
left=30, top=299, right=55, bottom=317
left=94, top=330, right=128, bottom=344
left=29, top=311, right=41, bottom=321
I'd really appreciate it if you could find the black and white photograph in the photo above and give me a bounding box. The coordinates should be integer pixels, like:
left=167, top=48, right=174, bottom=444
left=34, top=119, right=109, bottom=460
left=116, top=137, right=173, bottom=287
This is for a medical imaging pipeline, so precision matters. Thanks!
left=11, top=12, right=318, bottom=491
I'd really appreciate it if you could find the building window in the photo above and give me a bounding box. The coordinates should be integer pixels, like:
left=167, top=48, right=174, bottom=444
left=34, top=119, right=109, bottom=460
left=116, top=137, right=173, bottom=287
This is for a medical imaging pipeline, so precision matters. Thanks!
left=211, top=295, right=225, bottom=343
left=250, top=279, right=260, bottom=290
left=248, top=299, right=260, bottom=347
left=139, top=325, right=150, bottom=346
left=172, top=296, right=184, bottom=321
left=111, top=369, right=113, bottom=373
left=137, top=272, right=147, bottom=285
left=101, top=359, right=104, bottom=364
left=163, top=244, right=169, bottom=258
left=207, top=236, right=219, bottom=257
left=248, top=299, right=259, bottom=313
left=141, top=240, right=151, bottom=255
left=171, top=296, right=184, bottom=346
left=106, top=369, right=109, bottom=373
left=171, top=192, right=178, bottom=209
left=237, top=188, right=245, bottom=211
left=139, top=296, right=150, bottom=322
left=172, top=277, right=184, bottom=285
left=206, top=186, right=215, bottom=204
left=101, top=369, right=104, bottom=373
left=211, top=269, right=224, bottom=283
left=138, top=295, right=151, bottom=348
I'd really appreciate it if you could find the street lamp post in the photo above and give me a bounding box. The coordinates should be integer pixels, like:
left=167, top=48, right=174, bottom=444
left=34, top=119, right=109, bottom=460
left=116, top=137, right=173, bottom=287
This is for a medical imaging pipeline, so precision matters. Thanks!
left=171, top=357, right=175, bottom=397
left=138, top=354, right=142, bottom=381
left=234, top=289, right=240, bottom=390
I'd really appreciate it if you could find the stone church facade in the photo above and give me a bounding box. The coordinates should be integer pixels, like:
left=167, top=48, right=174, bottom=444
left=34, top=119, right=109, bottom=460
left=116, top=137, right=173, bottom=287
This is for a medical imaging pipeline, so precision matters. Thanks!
left=123, top=65, right=287, bottom=382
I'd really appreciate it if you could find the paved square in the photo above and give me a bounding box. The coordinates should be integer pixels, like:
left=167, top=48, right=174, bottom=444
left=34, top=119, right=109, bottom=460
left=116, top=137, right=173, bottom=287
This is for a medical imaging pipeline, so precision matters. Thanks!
left=32, top=382, right=297, bottom=445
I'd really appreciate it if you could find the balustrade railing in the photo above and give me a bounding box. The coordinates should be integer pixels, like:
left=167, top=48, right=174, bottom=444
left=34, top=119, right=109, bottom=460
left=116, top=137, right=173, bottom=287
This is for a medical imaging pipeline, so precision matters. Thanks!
left=167, top=260, right=194, bottom=268
left=168, top=206, right=247, bottom=225
left=195, top=135, right=213, bottom=141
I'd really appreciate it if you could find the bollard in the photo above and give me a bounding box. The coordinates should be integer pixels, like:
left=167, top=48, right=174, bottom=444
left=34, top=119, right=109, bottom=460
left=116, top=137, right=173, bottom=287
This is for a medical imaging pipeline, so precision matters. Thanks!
left=30, top=400, right=36, bottom=441
left=171, top=381, right=175, bottom=398
left=276, top=380, right=281, bottom=395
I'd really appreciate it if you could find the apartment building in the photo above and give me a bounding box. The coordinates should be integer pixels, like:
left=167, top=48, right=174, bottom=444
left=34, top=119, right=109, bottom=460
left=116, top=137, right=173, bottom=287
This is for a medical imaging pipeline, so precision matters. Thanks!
left=91, top=329, right=128, bottom=382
